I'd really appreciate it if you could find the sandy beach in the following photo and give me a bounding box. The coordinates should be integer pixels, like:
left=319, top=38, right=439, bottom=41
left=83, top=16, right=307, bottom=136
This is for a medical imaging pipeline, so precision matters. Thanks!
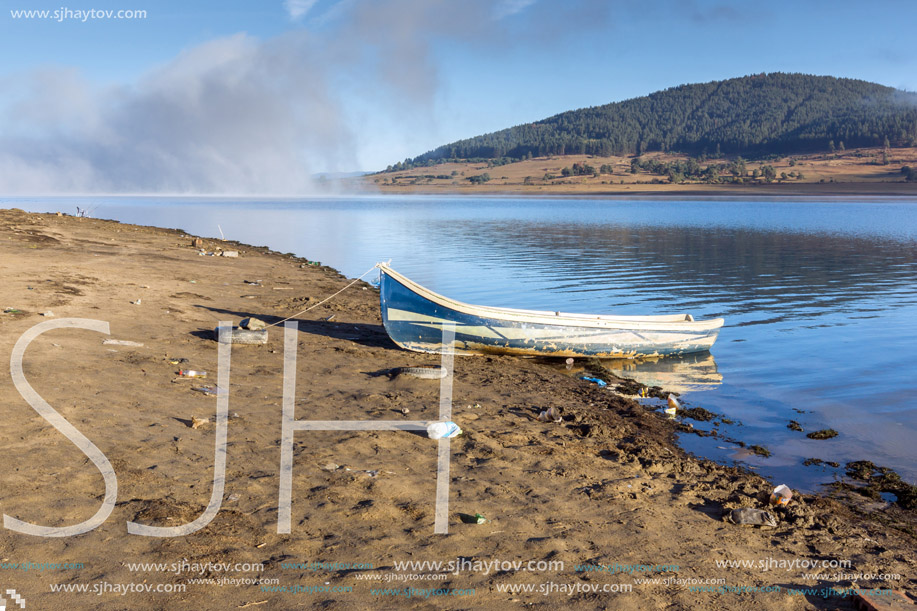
left=0, top=207, right=914, bottom=610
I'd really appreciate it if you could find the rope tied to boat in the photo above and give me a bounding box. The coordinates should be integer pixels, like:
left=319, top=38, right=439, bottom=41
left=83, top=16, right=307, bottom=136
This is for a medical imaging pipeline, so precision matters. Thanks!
left=264, top=261, right=387, bottom=329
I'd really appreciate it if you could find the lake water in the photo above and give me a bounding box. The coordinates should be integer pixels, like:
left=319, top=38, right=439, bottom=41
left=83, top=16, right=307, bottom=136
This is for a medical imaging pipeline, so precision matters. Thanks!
left=8, top=195, right=917, bottom=490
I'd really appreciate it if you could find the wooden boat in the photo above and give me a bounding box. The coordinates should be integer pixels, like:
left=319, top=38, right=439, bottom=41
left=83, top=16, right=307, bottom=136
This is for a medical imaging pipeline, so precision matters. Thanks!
left=378, top=264, right=724, bottom=358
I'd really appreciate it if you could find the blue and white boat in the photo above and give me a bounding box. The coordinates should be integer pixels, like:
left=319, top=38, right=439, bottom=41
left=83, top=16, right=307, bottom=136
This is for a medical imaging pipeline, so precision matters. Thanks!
left=378, top=264, right=724, bottom=358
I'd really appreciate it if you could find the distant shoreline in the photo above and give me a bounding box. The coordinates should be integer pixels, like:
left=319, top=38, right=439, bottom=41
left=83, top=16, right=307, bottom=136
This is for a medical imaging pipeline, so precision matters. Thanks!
left=364, top=181, right=917, bottom=199
left=361, top=147, right=917, bottom=200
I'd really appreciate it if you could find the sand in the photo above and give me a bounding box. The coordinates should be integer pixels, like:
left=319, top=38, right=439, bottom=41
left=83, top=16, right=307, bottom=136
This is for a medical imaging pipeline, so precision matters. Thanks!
left=0, top=208, right=913, bottom=610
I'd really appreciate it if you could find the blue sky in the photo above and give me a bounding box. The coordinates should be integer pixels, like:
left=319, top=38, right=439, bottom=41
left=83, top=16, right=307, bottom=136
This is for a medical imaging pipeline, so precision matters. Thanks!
left=0, top=0, right=915, bottom=193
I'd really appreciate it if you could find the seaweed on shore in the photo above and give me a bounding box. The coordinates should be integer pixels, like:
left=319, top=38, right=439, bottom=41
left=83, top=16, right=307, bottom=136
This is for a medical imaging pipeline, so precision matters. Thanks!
left=681, top=407, right=715, bottom=422
left=787, top=420, right=803, bottom=432
left=609, top=372, right=669, bottom=399
left=803, top=458, right=840, bottom=468
left=583, top=358, right=615, bottom=384
left=841, top=461, right=917, bottom=510
left=806, top=429, right=838, bottom=440
left=749, top=445, right=771, bottom=457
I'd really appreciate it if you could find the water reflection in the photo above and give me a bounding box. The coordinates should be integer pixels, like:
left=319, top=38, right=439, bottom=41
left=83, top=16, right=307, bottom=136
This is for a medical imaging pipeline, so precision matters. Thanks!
left=601, top=353, right=723, bottom=394
left=425, top=220, right=917, bottom=329
left=542, top=352, right=722, bottom=394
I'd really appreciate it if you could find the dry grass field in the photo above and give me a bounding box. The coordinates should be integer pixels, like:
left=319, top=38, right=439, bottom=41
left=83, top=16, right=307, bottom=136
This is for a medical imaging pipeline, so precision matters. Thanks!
left=359, top=147, right=917, bottom=196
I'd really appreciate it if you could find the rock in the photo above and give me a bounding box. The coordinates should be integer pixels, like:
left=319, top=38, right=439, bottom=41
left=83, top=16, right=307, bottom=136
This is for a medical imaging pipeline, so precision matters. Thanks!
left=806, top=429, right=838, bottom=440
left=240, top=317, right=266, bottom=330
left=191, top=238, right=203, bottom=248
left=190, top=416, right=209, bottom=429
left=221, top=250, right=239, bottom=257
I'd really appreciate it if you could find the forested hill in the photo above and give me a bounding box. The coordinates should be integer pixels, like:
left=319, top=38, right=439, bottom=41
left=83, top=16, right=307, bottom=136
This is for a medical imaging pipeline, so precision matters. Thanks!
left=401, top=74, right=917, bottom=167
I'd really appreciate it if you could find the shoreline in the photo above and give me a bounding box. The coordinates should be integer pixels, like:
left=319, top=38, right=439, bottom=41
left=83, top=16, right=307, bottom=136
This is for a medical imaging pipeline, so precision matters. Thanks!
left=0, top=207, right=914, bottom=609
left=365, top=181, right=917, bottom=199
left=3, top=177, right=917, bottom=203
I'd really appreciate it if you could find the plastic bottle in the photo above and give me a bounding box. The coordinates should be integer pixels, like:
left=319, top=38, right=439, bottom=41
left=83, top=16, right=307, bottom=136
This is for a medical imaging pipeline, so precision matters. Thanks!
left=179, top=369, right=208, bottom=378
left=427, top=421, right=462, bottom=439
left=770, top=484, right=793, bottom=506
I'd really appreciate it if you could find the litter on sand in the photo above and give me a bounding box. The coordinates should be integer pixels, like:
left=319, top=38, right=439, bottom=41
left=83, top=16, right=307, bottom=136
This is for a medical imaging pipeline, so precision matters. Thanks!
left=726, top=508, right=778, bottom=528
left=537, top=407, right=563, bottom=423
left=102, top=339, right=145, bottom=347
left=578, top=376, right=607, bottom=387
left=665, top=394, right=680, bottom=418
left=178, top=369, right=207, bottom=378
left=427, top=421, right=462, bottom=439
left=770, top=484, right=793, bottom=506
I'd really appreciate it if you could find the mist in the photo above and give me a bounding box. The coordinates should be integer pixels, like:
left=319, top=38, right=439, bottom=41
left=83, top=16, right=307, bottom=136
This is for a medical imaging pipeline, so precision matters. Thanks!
left=0, top=0, right=612, bottom=195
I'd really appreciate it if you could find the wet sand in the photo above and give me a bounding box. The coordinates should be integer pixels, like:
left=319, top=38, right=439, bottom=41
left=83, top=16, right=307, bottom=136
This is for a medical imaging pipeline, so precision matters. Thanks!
left=0, top=208, right=914, bottom=610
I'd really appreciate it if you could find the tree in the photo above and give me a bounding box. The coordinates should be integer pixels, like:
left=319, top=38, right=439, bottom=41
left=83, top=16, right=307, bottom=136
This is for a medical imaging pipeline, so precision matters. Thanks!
left=828, top=140, right=835, bottom=153
left=730, top=157, right=746, bottom=177
left=761, top=165, right=777, bottom=182
left=402, top=74, right=917, bottom=167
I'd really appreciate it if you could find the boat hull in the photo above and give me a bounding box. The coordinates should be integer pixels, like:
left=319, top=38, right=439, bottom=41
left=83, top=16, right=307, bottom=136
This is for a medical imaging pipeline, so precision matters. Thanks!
left=379, top=266, right=723, bottom=358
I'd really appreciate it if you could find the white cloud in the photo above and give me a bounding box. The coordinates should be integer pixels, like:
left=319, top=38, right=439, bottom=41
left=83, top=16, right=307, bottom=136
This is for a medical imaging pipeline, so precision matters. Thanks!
left=0, top=0, right=612, bottom=194
left=284, top=0, right=320, bottom=20
left=494, top=0, right=538, bottom=19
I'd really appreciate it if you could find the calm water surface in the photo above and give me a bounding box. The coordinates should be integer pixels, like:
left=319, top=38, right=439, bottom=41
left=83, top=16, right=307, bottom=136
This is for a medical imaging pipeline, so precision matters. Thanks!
left=9, top=195, right=917, bottom=490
